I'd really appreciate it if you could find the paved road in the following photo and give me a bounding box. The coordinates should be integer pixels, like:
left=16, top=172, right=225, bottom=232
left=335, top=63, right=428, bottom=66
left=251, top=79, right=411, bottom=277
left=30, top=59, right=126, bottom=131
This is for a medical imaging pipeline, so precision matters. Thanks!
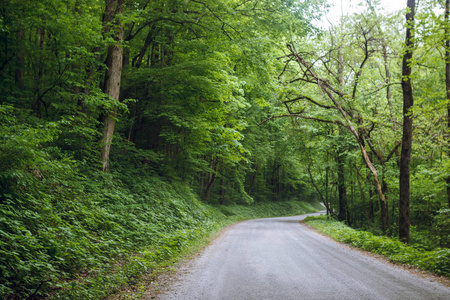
left=154, top=212, right=450, bottom=300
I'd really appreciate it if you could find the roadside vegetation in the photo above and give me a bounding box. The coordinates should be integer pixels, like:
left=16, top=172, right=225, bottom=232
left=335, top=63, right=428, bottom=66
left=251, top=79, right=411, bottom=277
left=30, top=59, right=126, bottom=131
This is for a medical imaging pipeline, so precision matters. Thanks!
left=305, top=216, right=450, bottom=278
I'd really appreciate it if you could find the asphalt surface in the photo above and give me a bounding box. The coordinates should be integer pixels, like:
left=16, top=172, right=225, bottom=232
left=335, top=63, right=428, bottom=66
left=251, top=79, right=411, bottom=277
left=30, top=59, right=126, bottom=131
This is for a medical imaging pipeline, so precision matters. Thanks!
left=154, top=212, right=450, bottom=300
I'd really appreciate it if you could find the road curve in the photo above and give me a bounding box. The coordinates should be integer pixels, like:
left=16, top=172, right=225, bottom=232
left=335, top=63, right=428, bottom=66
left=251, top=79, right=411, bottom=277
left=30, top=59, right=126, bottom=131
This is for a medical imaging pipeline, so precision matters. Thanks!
left=152, top=212, right=450, bottom=300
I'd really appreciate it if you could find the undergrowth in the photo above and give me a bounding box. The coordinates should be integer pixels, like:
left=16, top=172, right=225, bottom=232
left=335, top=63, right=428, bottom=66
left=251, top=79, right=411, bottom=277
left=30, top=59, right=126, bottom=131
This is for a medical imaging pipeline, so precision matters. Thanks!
left=305, top=216, right=450, bottom=278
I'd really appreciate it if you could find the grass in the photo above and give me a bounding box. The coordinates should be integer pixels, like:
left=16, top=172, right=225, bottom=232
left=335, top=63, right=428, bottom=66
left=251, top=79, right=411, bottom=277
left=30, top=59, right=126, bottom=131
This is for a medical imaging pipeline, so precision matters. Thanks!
left=305, top=216, right=450, bottom=278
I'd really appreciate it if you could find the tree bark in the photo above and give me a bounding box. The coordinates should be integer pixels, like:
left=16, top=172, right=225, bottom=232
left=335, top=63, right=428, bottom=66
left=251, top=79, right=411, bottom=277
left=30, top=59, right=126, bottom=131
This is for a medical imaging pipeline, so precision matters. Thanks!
left=219, top=176, right=225, bottom=205
left=399, top=0, right=415, bottom=244
left=336, top=43, right=350, bottom=224
left=271, top=162, right=281, bottom=201
left=133, top=26, right=156, bottom=69
left=199, top=171, right=205, bottom=195
left=326, top=151, right=331, bottom=216
left=123, top=46, right=130, bottom=70
left=368, top=151, right=375, bottom=220
left=355, top=167, right=370, bottom=224
left=307, top=162, right=331, bottom=215
left=445, top=0, right=450, bottom=209
left=204, top=159, right=219, bottom=202
left=247, top=164, right=258, bottom=196
left=336, top=133, right=349, bottom=224
left=100, top=0, right=124, bottom=172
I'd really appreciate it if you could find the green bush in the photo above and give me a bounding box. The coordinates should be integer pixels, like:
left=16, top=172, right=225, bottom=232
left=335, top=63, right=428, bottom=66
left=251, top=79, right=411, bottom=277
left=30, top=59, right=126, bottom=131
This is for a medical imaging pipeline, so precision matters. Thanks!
left=433, top=209, right=450, bottom=248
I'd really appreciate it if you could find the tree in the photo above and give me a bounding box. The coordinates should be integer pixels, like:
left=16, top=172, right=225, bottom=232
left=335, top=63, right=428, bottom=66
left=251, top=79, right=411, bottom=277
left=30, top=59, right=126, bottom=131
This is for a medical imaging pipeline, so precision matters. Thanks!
left=336, top=129, right=350, bottom=224
left=445, top=0, right=450, bottom=209
left=399, top=0, right=416, bottom=244
left=272, top=23, right=395, bottom=232
left=99, top=0, right=125, bottom=171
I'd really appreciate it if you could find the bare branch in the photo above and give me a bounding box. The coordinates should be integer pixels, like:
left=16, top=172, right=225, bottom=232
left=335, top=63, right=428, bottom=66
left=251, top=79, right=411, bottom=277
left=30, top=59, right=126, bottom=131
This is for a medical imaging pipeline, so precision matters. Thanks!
left=258, top=114, right=345, bottom=127
left=191, top=0, right=241, bottom=40
left=284, top=95, right=337, bottom=110
left=352, top=24, right=373, bottom=100
left=386, top=141, right=401, bottom=162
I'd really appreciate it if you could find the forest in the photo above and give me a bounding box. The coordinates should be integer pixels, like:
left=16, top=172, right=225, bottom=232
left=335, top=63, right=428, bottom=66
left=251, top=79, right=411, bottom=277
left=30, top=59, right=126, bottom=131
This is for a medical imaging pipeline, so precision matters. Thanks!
left=0, top=0, right=450, bottom=298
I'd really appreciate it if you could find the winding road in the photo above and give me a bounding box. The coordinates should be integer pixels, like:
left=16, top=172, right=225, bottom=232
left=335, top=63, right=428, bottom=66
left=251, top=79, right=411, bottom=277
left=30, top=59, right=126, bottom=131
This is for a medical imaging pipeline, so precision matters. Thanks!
left=151, top=212, right=450, bottom=300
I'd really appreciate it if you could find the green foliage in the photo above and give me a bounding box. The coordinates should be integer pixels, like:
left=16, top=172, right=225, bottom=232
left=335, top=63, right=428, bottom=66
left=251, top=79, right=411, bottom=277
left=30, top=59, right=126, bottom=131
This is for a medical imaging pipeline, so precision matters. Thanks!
left=433, top=209, right=450, bottom=248
left=306, top=216, right=450, bottom=277
left=0, top=105, right=57, bottom=169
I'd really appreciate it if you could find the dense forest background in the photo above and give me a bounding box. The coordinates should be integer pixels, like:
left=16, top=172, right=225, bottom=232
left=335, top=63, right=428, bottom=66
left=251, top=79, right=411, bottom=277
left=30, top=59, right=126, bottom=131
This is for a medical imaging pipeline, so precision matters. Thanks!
left=1, top=0, right=450, bottom=298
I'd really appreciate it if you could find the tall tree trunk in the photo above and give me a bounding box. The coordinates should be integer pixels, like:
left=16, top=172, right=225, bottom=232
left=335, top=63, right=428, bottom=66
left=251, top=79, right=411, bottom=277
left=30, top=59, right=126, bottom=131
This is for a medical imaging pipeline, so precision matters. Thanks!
left=381, top=165, right=391, bottom=234
left=247, top=164, right=258, bottom=195
left=127, top=104, right=137, bottom=141
left=204, top=159, right=219, bottom=202
left=99, top=0, right=124, bottom=172
left=336, top=135, right=349, bottom=224
left=325, top=158, right=331, bottom=216
left=199, top=171, right=205, bottom=195
left=368, top=151, right=375, bottom=220
left=337, top=44, right=350, bottom=225
left=123, top=46, right=130, bottom=70
left=356, top=167, right=370, bottom=224
left=133, top=26, right=156, bottom=69
left=399, top=0, right=415, bottom=244
left=219, top=176, right=225, bottom=205
left=151, top=43, right=159, bottom=66
left=445, top=0, right=450, bottom=209
left=271, top=162, right=281, bottom=201
left=307, top=162, right=331, bottom=214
